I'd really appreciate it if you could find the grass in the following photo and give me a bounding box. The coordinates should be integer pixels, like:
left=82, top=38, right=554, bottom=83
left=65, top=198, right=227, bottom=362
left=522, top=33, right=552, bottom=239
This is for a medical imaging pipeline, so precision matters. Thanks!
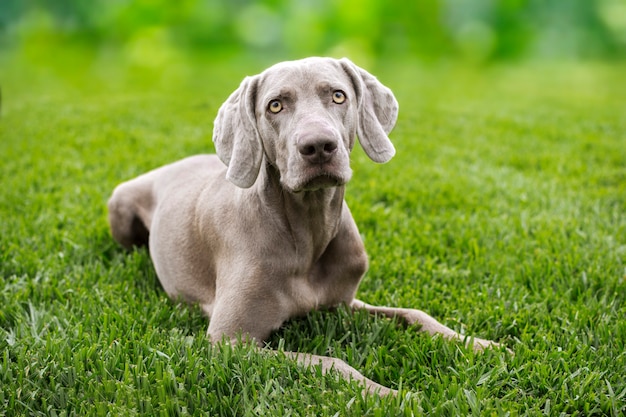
left=1, top=46, right=625, bottom=415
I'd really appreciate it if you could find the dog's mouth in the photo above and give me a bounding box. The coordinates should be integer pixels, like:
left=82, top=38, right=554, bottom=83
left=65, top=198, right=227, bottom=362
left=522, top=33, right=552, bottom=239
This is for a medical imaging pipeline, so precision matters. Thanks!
left=300, top=173, right=345, bottom=191
left=280, top=154, right=353, bottom=193
left=288, top=169, right=350, bottom=193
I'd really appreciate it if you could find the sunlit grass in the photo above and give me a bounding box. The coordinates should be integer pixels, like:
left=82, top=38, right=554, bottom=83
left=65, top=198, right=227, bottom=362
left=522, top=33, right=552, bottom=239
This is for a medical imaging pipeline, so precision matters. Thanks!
left=1, top=47, right=625, bottom=415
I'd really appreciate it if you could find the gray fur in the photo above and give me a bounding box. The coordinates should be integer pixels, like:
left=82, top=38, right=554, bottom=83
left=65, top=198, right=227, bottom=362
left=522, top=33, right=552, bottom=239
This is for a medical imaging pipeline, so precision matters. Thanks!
left=108, top=57, right=503, bottom=396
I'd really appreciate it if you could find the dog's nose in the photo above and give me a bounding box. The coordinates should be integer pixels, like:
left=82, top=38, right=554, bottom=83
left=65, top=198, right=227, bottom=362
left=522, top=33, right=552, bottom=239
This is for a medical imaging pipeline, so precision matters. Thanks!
left=298, top=138, right=338, bottom=164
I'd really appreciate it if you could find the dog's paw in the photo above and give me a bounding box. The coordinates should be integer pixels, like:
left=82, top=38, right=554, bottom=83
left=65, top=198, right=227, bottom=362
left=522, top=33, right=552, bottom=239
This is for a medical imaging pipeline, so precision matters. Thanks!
left=469, top=337, right=514, bottom=355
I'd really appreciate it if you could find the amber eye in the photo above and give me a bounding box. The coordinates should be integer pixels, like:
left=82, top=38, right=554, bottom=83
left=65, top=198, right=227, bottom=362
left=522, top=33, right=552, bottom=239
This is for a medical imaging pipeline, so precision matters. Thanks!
left=268, top=99, right=283, bottom=113
left=332, top=90, right=346, bottom=104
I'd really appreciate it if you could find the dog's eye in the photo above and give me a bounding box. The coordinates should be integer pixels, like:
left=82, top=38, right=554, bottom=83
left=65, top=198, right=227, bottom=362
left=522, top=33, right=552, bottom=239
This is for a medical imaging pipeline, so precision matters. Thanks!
left=332, top=90, right=346, bottom=104
left=268, top=99, right=283, bottom=113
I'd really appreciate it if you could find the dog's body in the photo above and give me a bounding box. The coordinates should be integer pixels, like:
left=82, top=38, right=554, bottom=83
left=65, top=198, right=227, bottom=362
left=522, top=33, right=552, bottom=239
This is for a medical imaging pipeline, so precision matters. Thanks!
left=108, top=57, right=503, bottom=395
left=111, top=153, right=364, bottom=342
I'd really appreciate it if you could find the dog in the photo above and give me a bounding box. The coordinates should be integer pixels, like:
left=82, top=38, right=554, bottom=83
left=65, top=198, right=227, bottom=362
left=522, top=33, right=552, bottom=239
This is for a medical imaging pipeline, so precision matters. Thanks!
left=108, top=57, right=504, bottom=396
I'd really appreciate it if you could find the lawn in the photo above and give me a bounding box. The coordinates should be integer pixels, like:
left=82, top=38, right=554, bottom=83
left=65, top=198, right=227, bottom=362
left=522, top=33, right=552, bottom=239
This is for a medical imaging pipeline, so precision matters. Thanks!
left=1, top=46, right=625, bottom=415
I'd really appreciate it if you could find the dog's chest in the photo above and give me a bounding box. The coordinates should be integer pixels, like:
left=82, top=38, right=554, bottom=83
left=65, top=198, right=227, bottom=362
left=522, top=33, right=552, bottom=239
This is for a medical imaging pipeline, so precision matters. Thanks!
left=283, top=263, right=359, bottom=317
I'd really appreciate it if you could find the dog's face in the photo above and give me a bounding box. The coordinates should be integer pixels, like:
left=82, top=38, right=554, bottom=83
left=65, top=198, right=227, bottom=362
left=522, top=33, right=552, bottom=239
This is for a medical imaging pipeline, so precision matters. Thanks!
left=213, top=57, right=398, bottom=191
left=255, top=60, right=357, bottom=192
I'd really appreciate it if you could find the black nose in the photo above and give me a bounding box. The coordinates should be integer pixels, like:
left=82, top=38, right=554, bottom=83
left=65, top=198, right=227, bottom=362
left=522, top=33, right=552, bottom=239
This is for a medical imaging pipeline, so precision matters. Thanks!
left=298, top=139, right=338, bottom=164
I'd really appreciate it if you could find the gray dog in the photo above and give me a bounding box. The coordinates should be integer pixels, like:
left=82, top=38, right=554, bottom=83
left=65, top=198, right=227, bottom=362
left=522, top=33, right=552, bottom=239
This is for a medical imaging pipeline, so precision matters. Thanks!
left=108, top=57, right=503, bottom=396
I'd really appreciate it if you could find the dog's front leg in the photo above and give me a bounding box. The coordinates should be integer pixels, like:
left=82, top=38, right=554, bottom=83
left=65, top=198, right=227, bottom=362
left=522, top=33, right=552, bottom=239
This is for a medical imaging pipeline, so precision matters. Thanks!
left=206, top=284, right=288, bottom=344
left=207, top=316, right=398, bottom=396
left=282, top=351, right=397, bottom=396
left=351, top=299, right=505, bottom=351
left=205, top=286, right=398, bottom=396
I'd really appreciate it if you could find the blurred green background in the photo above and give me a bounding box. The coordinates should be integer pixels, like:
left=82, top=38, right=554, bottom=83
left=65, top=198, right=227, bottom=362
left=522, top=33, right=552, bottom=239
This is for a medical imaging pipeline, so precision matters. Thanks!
left=1, top=0, right=625, bottom=65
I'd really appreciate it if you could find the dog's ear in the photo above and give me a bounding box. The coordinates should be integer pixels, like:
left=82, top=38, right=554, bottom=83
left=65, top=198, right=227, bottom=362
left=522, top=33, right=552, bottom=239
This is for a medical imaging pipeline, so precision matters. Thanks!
left=340, top=58, right=397, bottom=163
left=212, top=76, right=263, bottom=188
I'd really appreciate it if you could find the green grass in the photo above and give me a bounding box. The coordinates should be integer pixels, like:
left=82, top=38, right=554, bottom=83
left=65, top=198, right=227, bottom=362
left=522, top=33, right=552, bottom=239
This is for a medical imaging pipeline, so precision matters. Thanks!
left=1, top=46, right=625, bottom=416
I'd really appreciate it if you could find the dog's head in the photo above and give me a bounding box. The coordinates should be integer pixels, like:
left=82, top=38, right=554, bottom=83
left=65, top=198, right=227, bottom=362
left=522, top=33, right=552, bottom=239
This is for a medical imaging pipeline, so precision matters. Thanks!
left=213, top=57, right=398, bottom=192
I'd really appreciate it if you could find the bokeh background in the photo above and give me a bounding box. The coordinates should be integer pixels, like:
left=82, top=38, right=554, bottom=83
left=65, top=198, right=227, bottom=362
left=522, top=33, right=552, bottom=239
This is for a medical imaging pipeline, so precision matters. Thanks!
left=1, top=0, right=625, bottom=66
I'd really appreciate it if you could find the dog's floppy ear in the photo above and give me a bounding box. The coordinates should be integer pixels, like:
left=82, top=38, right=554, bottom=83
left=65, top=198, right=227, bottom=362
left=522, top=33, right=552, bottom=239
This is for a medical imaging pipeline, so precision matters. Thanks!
left=212, top=76, right=263, bottom=188
left=340, top=58, right=397, bottom=163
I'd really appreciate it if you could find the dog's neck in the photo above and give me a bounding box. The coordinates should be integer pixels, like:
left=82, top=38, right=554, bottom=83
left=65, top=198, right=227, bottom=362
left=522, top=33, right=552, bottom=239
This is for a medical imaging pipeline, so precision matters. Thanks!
left=255, top=162, right=345, bottom=259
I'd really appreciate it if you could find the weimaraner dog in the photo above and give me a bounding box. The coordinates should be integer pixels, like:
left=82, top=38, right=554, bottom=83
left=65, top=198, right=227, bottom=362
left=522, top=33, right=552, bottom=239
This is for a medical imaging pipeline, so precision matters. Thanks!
left=108, top=57, right=503, bottom=396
